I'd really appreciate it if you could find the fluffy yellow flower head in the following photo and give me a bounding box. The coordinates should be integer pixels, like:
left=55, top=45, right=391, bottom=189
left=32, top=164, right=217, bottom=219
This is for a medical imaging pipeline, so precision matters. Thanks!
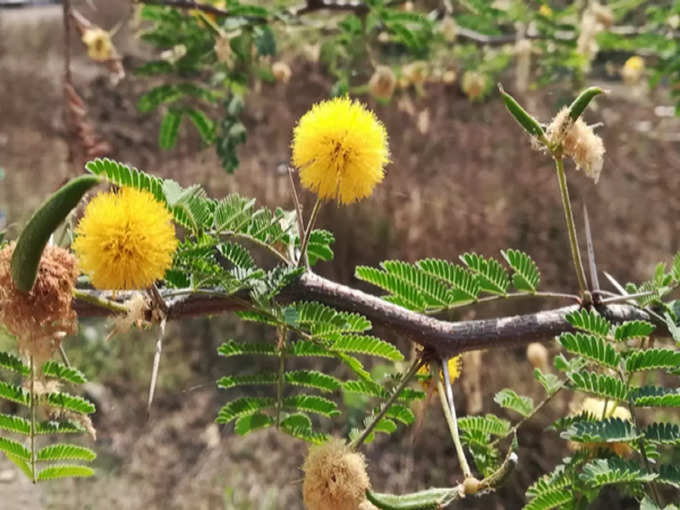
left=621, top=56, right=645, bottom=84
left=292, top=97, right=389, bottom=205
left=417, top=356, right=462, bottom=390
left=73, top=187, right=177, bottom=290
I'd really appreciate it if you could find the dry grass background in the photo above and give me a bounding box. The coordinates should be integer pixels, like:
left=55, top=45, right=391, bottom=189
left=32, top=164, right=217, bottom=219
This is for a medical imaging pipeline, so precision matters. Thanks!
left=1, top=2, right=680, bottom=509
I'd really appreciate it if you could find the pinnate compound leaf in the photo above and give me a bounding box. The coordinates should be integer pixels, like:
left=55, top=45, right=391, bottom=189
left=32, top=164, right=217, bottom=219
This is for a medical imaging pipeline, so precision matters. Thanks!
left=460, top=252, right=509, bottom=295
left=458, top=414, right=511, bottom=437
left=614, top=321, right=655, bottom=341
left=558, top=333, right=620, bottom=369
left=561, top=418, right=641, bottom=444
left=631, top=386, right=680, bottom=407
left=0, top=437, right=30, bottom=460
left=282, top=395, right=339, bottom=418
left=42, top=360, right=87, bottom=384
left=417, top=258, right=480, bottom=303
left=644, top=423, right=680, bottom=445
left=0, top=414, right=30, bottom=435
left=625, top=348, right=680, bottom=373
left=37, top=465, right=94, bottom=481
left=216, top=397, right=274, bottom=424
left=218, top=341, right=276, bottom=358
left=0, top=351, right=30, bottom=375
left=330, top=334, right=404, bottom=361
left=0, top=381, right=30, bottom=406
left=46, top=392, right=95, bottom=415
left=502, top=249, right=540, bottom=292
left=37, top=444, right=96, bottom=463
left=494, top=388, right=533, bottom=417
left=567, top=371, right=628, bottom=402
left=564, top=309, right=611, bottom=337
left=580, top=458, right=656, bottom=487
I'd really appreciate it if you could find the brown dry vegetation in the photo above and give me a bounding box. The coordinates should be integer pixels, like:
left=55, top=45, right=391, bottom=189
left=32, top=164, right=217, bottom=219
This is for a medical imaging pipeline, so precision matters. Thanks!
left=1, top=3, right=680, bottom=509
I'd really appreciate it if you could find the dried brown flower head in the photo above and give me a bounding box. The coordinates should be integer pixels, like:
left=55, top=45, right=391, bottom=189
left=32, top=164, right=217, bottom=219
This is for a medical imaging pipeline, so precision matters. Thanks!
left=302, top=438, right=370, bottom=510
left=272, top=61, right=292, bottom=84
left=369, top=66, right=397, bottom=101
left=0, top=243, right=79, bottom=361
left=526, top=342, right=549, bottom=371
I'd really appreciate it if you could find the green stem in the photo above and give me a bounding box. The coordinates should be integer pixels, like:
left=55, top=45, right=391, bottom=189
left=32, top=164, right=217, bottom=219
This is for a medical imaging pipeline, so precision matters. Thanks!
left=297, top=198, right=322, bottom=269
left=435, top=360, right=472, bottom=479
left=555, top=157, right=588, bottom=296
left=30, top=355, right=36, bottom=484
left=73, top=288, right=128, bottom=314
left=275, top=327, right=287, bottom=429
left=350, top=357, right=423, bottom=450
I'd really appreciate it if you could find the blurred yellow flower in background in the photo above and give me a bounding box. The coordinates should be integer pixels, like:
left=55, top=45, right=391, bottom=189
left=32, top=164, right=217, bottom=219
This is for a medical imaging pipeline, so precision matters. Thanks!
left=621, top=56, right=645, bottom=84
left=292, top=97, right=389, bottom=205
left=417, top=356, right=463, bottom=390
left=81, top=28, right=113, bottom=62
left=73, top=187, right=177, bottom=290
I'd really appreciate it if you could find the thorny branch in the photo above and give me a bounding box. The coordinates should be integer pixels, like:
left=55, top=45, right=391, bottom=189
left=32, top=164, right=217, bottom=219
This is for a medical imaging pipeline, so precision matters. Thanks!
left=73, top=272, right=664, bottom=358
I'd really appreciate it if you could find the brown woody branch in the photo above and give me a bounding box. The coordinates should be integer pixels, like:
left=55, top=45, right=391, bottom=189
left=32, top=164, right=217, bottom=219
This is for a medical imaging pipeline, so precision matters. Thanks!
left=74, top=272, right=661, bottom=358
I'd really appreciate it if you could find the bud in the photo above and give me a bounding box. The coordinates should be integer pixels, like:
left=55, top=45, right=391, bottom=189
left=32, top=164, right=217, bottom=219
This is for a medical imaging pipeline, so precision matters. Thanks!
left=621, top=56, right=645, bottom=85
left=461, top=71, right=487, bottom=101
left=368, top=66, right=396, bottom=101
left=526, top=342, right=549, bottom=371
left=81, top=28, right=113, bottom=62
left=272, top=61, right=292, bottom=84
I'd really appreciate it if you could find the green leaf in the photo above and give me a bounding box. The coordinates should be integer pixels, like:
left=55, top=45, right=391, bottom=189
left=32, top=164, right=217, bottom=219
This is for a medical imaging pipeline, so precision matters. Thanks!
left=385, top=404, right=415, bottom=425
left=417, top=258, right=480, bottom=304
left=42, top=360, right=87, bottom=384
left=0, top=437, right=30, bottom=460
left=657, top=464, right=680, bottom=489
left=568, top=87, right=604, bottom=121
left=458, top=414, right=511, bottom=437
left=217, top=373, right=277, bottom=390
left=10, top=175, right=101, bottom=291
left=37, top=465, right=95, bottom=481
left=558, top=332, right=620, bottom=369
left=523, top=488, right=574, bottom=510
left=631, top=386, right=680, bottom=407
left=217, top=397, right=275, bottom=424
left=625, top=348, right=680, bottom=373
left=46, top=392, right=95, bottom=415
left=35, top=420, right=85, bottom=435
left=0, top=381, right=30, bottom=406
left=0, top=413, right=30, bottom=435
left=288, top=340, right=333, bottom=358
left=217, top=241, right=254, bottom=269
left=374, top=418, right=397, bottom=435
left=564, top=309, right=611, bottom=337
left=285, top=370, right=342, bottom=393
left=498, top=84, right=545, bottom=138
left=613, top=320, right=655, bottom=341
left=568, top=371, right=628, bottom=402
left=494, top=389, right=533, bottom=417
left=644, top=422, right=680, bottom=445
left=0, top=351, right=30, bottom=376
left=561, top=418, right=641, bottom=444
left=218, top=340, right=276, bottom=358
left=294, top=301, right=371, bottom=335
left=5, top=453, right=33, bottom=480
left=460, top=252, right=510, bottom=295
left=86, top=158, right=165, bottom=203
left=138, top=84, right=185, bottom=113
left=343, top=380, right=388, bottom=399
left=159, top=108, right=182, bottom=149
left=234, top=413, right=273, bottom=436
left=502, top=249, right=540, bottom=292
left=331, top=334, right=404, bottom=361
left=185, top=108, right=215, bottom=144
left=307, top=229, right=335, bottom=265
left=533, top=369, right=563, bottom=396
left=280, top=419, right=327, bottom=444
left=37, top=444, right=96, bottom=462
left=282, top=395, right=340, bottom=418
left=336, top=353, right=373, bottom=382
left=580, top=458, right=656, bottom=487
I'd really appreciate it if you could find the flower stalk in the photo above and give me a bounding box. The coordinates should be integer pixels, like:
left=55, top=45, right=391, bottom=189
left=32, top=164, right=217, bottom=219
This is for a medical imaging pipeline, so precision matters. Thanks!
left=554, top=157, right=588, bottom=297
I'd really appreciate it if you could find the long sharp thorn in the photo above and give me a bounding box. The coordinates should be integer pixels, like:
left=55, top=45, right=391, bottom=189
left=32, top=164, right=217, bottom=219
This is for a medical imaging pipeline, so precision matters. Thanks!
left=583, top=205, right=599, bottom=291
left=604, top=271, right=628, bottom=296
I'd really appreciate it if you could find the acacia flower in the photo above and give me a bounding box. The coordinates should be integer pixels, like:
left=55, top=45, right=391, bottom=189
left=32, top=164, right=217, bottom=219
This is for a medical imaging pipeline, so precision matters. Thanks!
left=292, top=97, right=389, bottom=205
left=417, top=356, right=462, bottom=391
left=621, top=56, right=645, bottom=84
left=73, top=187, right=177, bottom=290
left=81, top=28, right=114, bottom=62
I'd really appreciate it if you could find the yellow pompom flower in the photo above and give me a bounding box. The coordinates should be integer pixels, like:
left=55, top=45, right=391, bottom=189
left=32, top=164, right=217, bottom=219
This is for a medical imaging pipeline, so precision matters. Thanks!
left=417, top=356, right=462, bottom=390
left=81, top=28, right=113, bottom=62
left=73, top=187, right=178, bottom=290
left=292, top=97, right=389, bottom=205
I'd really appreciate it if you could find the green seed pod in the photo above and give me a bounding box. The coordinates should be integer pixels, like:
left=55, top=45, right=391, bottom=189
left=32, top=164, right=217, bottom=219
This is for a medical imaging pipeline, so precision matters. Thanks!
left=568, top=87, right=604, bottom=122
left=365, top=487, right=459, bottom=510
left=498, top=83, right=545, bottom=139
left=10, top=174, right=101, bottom=292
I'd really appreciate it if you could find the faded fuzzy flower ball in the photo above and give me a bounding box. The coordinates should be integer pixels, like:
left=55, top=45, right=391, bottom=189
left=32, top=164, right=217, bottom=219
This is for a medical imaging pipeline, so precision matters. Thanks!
left=73, top=187, right=178, bottom=290
left=272, top=61, right=292, bottom=84
left=368, top=66, right=396, bottom=101
left=292, top=97, right=389, bottom=205
left=302, top=438, right=370, bottom=510
left=0, top=244, right=78, bottom=361
left=546, top=107, right=605, bottom=183
left=461, top=71, right=487, bottom=101
left=81, top=28, right=114, bottom=62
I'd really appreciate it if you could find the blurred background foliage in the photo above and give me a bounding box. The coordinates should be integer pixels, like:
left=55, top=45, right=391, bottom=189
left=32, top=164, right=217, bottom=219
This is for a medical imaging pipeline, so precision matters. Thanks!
left=0, top=0, right=679, bottom=508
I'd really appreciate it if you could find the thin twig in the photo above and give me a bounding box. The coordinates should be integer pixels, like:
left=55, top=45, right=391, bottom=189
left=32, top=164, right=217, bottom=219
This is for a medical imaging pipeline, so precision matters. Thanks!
left=350, top=357, right=423, bottom=450
left=297, top=198, right=322, bottom=269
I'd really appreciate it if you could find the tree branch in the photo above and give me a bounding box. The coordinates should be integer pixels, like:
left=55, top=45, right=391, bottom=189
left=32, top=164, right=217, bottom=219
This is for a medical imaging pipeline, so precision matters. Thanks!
left=73, top=272, right=664, bottom=358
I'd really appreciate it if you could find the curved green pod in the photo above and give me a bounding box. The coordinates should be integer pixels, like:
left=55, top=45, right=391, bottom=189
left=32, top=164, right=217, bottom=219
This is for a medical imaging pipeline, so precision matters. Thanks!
left=568, top=87, right=605, bottom=122
left=10, top=174, right=101, bottom=292
left=498, top=83, right=545, bottom=139
left=365, top=487, right=459, bottom=510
